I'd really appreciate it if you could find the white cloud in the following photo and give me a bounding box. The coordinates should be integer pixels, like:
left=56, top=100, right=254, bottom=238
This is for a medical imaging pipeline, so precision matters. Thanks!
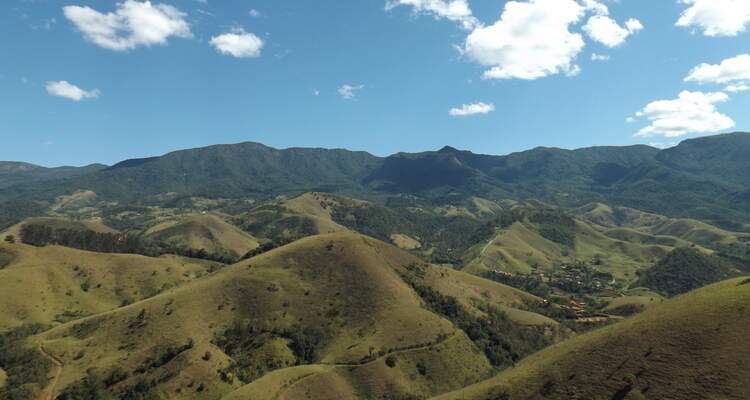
left=631, top=91, right=734, bottom=138
left=725, top=84, right=750, bottom=93
left=463, top=0, right=586, bottom=80
left=385, top=0, right=479, bottom=29
left=210, top=28, right=264, bottom=58
left=249, top=9, right=261, bottom=18
left=580, top=0, right=609, bottom=16
left=338, top=84, right=364, bottom=99
left=685, top=54, right=750, bottom=94
left=676, top=0, right=750, bottom=37
left=449, top=102, right=495, bottom=117
left=45, top=81, right=100, bottom=101
left=63, top=0, right=191, bottom=51
left=591, top=53, right=610, bottom=61
left=583, top=15, right=643, bottom=47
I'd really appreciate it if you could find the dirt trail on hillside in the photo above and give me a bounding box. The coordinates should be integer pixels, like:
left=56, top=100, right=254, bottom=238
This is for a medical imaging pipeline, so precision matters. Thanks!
left=37, top=345, right=63, bottom=400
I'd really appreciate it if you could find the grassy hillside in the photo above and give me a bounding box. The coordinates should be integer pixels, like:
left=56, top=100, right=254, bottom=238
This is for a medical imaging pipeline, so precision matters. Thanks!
left=463, top=217, right=668, bottom=282
left=1, top=217, right=116, bottom=242
left=233, top=193, right=351, bottom=244
left=18, top=232, right=555, bottom=400
left=145, top=213, right=260, bottom=258
left=28, top=233, right=479, bottom=399
left=435, top=277, right=750, bottom=400
left=0, top=242, right=218, bottom=331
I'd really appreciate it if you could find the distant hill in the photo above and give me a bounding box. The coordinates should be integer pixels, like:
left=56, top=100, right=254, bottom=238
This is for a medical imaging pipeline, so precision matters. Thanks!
left=0, top=162, right=105, bottom=189
left=144, top=213, right=260, bottom=258
left=637, top=247, right=742, bottom=296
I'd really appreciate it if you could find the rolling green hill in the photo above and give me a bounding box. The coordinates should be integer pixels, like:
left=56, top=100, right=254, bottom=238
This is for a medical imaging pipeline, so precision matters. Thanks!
left=144, top=213, right=260, bottom=259
left=0, top=241, right=219, bottom=332
left=1, top=232, right=556, bottom=400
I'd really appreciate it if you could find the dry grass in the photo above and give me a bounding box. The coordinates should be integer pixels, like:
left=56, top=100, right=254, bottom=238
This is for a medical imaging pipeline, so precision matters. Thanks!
left=145, top=213, right=259, bottom=255
left=32, top=232, right=500, bottom=399
left=0, top=242, right=216, bottom=331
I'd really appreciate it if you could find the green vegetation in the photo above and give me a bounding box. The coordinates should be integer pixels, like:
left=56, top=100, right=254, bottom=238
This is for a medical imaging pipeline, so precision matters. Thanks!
left=215, top=321, right=326, bottom=383
left=20, top=222, right=238, bottom=263
left=331, top=202, right=494, bottom=264
left=401, top=274, right=551, bottom=369
left=0, top=324, right=52, bottom=400
left=637, top=248, right=740, bottom=296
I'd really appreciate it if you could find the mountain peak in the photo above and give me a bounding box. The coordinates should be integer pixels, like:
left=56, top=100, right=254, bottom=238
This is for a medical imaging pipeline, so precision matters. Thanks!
left=438, top=145, right=461, bottom=153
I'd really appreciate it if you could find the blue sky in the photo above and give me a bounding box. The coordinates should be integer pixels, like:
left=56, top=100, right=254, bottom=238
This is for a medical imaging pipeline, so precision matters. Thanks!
left=1, top=0, right=749, bottom=166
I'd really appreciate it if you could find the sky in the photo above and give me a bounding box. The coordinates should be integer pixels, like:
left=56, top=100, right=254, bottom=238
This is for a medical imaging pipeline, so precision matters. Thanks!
left=1, top=0, right=749, bottom=167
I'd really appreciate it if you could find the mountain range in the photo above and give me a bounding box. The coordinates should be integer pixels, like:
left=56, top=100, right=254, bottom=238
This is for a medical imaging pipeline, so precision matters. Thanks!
left=2, top=132, right=750, bottom=231
left=2, top=133, right=750, bottom=400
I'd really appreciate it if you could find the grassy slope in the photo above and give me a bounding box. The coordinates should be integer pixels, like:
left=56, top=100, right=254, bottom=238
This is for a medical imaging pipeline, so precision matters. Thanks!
left=145, top=213, right=260, bottom=255
left=435, top=277, right=750, bottom=400
left=0, top=242, right=217, bottom=331
left=34, top=232, right=542, bottom=400
left=235, top=193, right=350, bottom=242
left=1, top=217, right=117, bottom=241
left=575, top=203, right=747, bottom=248
left=573, top=203, right=666, bottom=229
left=464, top=219, right=669, bottom=281
left=420, top=265, right=556, bottom=326
left=647, top=218, right=747, bottom=247
left=280, top=192, right=354, bottom=234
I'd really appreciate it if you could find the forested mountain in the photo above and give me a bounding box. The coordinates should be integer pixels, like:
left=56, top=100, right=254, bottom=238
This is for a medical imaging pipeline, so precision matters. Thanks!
left=1, top=132, right=750, bottom=230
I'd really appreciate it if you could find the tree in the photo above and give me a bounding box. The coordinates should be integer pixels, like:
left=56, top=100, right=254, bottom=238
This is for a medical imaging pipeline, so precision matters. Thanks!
left=3, top=235, right=14, bottom=244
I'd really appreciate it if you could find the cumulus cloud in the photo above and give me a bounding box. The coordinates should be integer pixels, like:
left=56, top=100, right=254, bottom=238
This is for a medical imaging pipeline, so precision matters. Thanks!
left=462, top=0, right=586, bottom=80
left=631, top=91, right=734, bottom=138
left=449, top=102, right=495, bottom=117
left=676, top=0, right=750, bottom=37
left=63, top=0, right=191, bottom=51
left=249, top=9, right=261, bottom=18
left=385, top=0, right=479, bottom=29
left=685, top=53, right=750, bottom=95
left=583, top=15, right=643, bottom=47
left=210, top=28, right=264, bottom=58
left=45, top=81, right=100, bottom=101
left=338, top=84, right=364, bottom=99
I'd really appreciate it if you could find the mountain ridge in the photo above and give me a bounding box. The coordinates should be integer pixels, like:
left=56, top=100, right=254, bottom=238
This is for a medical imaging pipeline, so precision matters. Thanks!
left=1, top=132, right=749, bottom=230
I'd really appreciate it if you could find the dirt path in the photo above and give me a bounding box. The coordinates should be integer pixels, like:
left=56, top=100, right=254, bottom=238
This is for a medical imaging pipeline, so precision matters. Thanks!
left=37, top=345, right=63, bottom=400
left=480, top=232, right=499, bottom=257
left=325, top=331, right=459, bottom=368
left=238, top=332, right=462, bottom=400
